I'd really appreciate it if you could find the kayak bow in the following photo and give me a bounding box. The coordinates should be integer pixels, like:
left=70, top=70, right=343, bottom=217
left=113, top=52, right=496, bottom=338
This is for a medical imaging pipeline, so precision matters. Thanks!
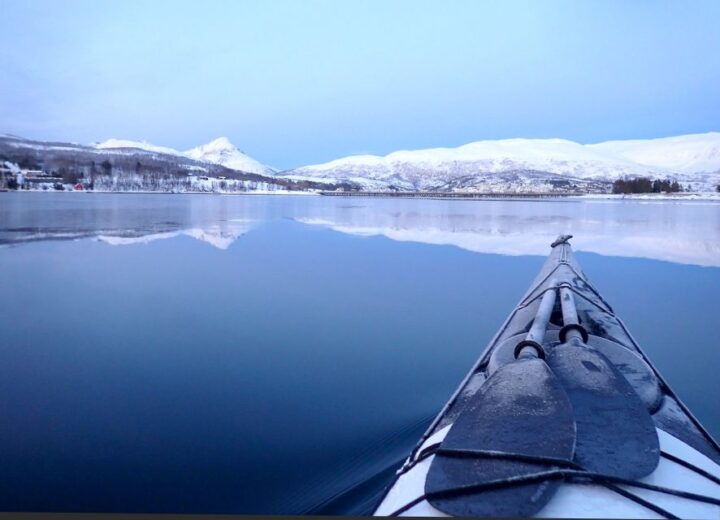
left=374, top=236, right=720, bottom=518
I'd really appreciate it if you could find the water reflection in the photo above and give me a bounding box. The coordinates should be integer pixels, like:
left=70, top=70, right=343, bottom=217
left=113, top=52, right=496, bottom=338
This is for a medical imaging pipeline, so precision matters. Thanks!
left=0, top=192, right=719, bottom=514
left=296, top=209, right=720, bottom=267
left=1, top=193, right=719, bottom=266
left=96, top=219, right=257, bottom=250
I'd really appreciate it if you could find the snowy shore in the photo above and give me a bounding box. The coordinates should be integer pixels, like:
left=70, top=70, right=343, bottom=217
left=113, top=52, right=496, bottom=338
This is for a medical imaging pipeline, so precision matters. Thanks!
left=5, top=189, right=719, bottom=201
left=576, top=192, right=720, bottom=201
left=3, top=187, right=317, bottom=196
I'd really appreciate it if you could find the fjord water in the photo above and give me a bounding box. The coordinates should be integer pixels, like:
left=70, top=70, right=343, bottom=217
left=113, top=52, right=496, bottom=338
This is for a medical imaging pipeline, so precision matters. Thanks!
left=0, top=192, right=719, bottom=514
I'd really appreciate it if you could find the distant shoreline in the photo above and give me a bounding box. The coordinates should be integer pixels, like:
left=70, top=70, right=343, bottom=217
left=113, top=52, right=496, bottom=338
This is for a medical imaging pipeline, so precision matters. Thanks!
left=0, top=189, right=316, bottom=197
left=3, top=189, right=719, bottom=202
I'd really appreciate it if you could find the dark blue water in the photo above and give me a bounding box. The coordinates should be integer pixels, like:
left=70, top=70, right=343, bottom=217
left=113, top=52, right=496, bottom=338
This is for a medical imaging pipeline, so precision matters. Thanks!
left=0, top=193, right=718, bottom=514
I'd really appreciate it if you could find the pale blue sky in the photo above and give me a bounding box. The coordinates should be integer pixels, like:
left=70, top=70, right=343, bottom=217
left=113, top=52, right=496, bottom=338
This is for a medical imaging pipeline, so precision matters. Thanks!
left=1, top=0, right=719, bottom=169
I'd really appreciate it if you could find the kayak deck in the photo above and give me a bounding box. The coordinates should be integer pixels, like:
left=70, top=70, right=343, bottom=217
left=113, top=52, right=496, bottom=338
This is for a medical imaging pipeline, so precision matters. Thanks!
left=373, top=237, right=720, bottom=518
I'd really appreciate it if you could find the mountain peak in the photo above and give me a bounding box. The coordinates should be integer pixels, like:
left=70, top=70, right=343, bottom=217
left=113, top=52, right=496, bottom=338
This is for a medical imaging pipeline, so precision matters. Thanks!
left=198, top=136, right=236, bottom=151
left=185, top=137, right=274, bottom=175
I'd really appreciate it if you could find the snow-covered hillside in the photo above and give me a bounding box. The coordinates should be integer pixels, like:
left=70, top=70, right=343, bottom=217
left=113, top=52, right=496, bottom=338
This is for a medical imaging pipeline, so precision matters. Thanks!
left=283, top=133, right=720, bottom=192
left=589, top=132, right=720, bottom=174
left=96, top=136, right=274, bottom=175
left=95, top=138, right=180, bottom=156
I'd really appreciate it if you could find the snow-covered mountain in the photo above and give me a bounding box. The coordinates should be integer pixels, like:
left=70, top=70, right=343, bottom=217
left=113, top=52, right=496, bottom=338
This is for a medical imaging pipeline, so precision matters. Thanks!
left=184, top=137, right=275, bottom=176
left=1, top=134, right=336, bottom=193
left=9, top=132, right=720, bottom=192
left=95, top=136, right=274, bottom=175
left=283, top=132, right=720, bottom=192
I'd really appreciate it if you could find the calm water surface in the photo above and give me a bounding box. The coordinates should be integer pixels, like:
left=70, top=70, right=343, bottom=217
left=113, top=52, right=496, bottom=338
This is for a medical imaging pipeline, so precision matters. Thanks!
left=0, top=192, right=719, bottom=514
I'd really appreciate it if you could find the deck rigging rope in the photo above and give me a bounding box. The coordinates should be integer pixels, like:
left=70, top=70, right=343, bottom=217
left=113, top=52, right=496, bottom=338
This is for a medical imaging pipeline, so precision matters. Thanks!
left=388, top=445, right=720, bottom=518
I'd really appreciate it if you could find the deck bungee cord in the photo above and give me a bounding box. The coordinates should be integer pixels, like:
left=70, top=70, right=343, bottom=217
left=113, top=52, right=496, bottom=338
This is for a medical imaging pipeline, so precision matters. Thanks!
left=388, top=463, right=720, bottom=518
left=387, top=439, right=720, bottom=518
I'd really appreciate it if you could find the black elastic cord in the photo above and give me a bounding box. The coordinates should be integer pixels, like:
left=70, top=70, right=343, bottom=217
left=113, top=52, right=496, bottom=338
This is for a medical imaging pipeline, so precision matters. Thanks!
left=388, top=495, right=426, bottom=516
left=661, top=450, right=720, bottom=485
left=396, top=445, right=574, bottom=486
left=388, top=469, right=717, bottom=517
left=602, top=483, right=679, bottom=520
left=436, top=447, right=578, bottom=468
left=388, top=484, right=679, bottom=519
left=387, top=451, right=720, bottom=517
left=425, top=468, right=720, bottom=504
left=395, top=443, right=441, bottom=476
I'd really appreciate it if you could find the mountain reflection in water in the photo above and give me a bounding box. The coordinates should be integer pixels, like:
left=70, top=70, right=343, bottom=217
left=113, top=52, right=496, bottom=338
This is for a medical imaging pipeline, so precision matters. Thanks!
left=1, top=193, right=718, bottom=266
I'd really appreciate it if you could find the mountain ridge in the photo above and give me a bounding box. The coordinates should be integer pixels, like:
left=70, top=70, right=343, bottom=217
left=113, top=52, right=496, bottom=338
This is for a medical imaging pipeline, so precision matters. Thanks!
left=0, top=134, right=338, bottom=193
left=281, top=132, right=720, bottom=191
left=4, top=132, right=720, bottom=193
